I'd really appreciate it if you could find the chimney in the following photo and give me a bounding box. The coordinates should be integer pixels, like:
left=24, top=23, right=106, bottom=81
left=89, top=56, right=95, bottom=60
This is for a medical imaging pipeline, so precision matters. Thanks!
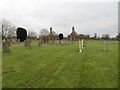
left=50, top=27, right=52, bottom=33
left=72, top=26, right=75, bottom=32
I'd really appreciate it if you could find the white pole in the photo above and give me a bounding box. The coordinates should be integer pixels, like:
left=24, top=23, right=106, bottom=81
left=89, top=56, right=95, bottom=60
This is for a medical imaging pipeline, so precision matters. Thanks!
left=81, top=39, right=83, bottom=50
left=79, top=40, right=82, bottom=53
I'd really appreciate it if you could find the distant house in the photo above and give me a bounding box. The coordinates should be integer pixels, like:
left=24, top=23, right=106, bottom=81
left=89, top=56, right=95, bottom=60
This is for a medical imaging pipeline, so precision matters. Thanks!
left=67, top=26, right=80, bottom=41
left=79, top=34, right=90, bottom=40
left=40, top=27, right=59, bottom=43
left=48, top=27, right=59, bottom=41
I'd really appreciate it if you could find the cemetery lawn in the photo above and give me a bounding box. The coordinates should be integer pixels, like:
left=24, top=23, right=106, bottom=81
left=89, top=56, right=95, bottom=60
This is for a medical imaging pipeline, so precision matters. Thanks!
left=11, top=40, right=37, bottom=45
left=2, top=40, right=118, bottom=88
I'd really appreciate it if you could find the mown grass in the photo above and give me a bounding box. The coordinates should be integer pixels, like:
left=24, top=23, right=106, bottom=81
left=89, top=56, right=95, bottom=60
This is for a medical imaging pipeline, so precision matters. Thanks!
left=11, top=40, right=38, bottom=45
left=2, top=40, right=118, bottom=88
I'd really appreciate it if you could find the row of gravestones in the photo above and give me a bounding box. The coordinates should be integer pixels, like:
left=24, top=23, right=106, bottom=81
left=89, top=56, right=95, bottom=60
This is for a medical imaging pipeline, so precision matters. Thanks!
left=2, top=38, right=69, bottom=53
left=24, top=38, right=42, bottom=47
left=2, top=27, right=113, bottom=53
left=2, top=38, right=78, bottom=53
left=2, top=37, right=39, bottom=53
left=2, top=38, right=111, bottom=53
left=48, top=40, right=70, bottom=46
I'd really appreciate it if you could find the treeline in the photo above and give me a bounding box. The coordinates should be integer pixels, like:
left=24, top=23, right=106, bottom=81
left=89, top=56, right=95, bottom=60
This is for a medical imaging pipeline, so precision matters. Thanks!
left=1, top=19, right=120, bottom=41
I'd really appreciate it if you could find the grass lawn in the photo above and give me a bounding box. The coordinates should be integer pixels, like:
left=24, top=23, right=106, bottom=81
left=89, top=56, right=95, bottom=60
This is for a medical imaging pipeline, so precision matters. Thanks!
left=2, top=40, right=118, bottom=88
left=11, top=40, right=38, bottom=45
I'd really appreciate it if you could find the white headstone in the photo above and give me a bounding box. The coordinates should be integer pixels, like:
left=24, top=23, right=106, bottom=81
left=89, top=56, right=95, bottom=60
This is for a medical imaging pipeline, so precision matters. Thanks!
left=79, top=40, right=82, bottom=53
left=18, top=39, right=20, bottom=42
left=81, top=39, right=83, bottom=50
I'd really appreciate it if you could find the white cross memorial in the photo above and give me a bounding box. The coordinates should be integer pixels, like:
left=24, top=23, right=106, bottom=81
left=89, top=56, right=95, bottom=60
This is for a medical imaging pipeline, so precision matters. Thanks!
left=79, top=39, right=82, bottom=53
left=81, top=39, right=83, bottom=50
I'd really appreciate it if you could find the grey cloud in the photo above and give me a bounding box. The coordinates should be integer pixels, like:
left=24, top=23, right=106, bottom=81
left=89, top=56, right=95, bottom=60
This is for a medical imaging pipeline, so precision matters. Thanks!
left=0, top=1, right=118, bottom=37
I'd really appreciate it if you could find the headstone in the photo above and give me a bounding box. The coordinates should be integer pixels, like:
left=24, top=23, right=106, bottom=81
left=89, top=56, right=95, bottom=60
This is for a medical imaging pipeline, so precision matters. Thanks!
left=2, top=39, right=10, bottom=53
left=64, top=40, right=67, bottom=45
left=17, top=27, right=27, bottom=42
left=38, top=39, right=42, bottom=47
left=24, top=38, right=32, bottom=48
left=79, top=40, right=82, bottom=53
left=67, top=40, right=69, bottom=45
left=57, top=40, right=59, bottom=44
left=59, top=33, right=63, bottom=40
left=24, top=39, right=28, bottom=46
left=59, top=33, right=64, bottom=46
left=27, top=38, right=31, bottom=48
left=81, top=39, right=83, bottom=50
left=18, top=39, right=20, bottom=42
left=61, top=40, right=64, bottom=46
left=83, top=40, right=87, bottom=47
left=103, top=40, right=107, bottom=51
left=55, top=40, right=58, bottom=45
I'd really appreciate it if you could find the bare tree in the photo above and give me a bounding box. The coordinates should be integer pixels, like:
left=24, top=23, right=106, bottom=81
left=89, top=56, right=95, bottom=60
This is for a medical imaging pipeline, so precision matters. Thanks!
left=102, top=34, right=110, bottom=40
left=39, top=29, right=49, bottom=37
left=28, top=29, right=37, bottom=39
left=1, top=19, right=16, bottom=39
left=38, top=29, right=49, bottom=43
left=93, top=33, right=97, bottom=40
left=1, top=19, right=16, bottom=53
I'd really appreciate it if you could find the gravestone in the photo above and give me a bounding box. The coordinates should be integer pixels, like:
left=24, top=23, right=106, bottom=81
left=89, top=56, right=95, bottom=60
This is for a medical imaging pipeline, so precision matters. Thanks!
left=24, top=38, right=32, bottom=48
left=79, top=39, right=82, bottom=53
left=81, top=39, right=83, bottom=50
left=59, top=33, right=64, bottom=46
left=38, top=39, right=42, bottom=47
left=27, top=39, right=31, bottom=48
left=24, top=39, right=28, bottom=46
left=2, top=39, right=10, bottom=53
left=83, top=40, right=87, bottom=47
left=64, top=40, right=67, bottom=45
left=59, top=33, right=63, bottom=40
left=17, top=27, right=27, bottom=42
left=103, top=40, right=107, bottom=51
left=18, top=39, right=20, bottom=42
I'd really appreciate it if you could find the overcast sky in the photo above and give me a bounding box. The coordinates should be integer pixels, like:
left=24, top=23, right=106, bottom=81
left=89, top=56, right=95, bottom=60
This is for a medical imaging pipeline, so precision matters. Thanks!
left=0, top=0, right=119, bottom=37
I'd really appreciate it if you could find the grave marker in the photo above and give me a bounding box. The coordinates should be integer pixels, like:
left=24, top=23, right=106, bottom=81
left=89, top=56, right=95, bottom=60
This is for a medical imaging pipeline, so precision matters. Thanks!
left=81, top=39, right=83, bottom=50
left=79, top=40, right=82, bottom=53
left=59, top=33, right=64, bottom=46
left=17, top=27, right=27, bottom=42
left=2, top=39, right=10, bottom=53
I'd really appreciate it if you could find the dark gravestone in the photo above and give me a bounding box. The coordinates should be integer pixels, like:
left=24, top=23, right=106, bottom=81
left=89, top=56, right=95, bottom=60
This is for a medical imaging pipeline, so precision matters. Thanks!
left=59, top=33, right=64, bottom=46
left=59, top=33, right=63, bottom=40
left=17, top=27, right=27, bottom=42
